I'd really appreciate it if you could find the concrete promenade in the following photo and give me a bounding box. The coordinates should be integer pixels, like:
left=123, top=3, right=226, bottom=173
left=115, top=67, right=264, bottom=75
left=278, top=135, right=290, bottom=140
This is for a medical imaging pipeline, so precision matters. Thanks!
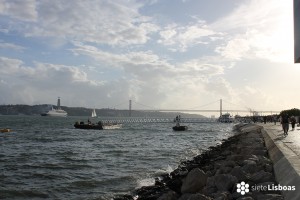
left=261, top=123, right=300, bottom=200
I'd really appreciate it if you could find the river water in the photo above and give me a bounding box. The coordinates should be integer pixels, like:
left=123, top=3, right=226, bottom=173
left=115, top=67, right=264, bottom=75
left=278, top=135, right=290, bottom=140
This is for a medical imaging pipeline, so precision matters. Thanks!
left=0, top=115, right=235, bottom=199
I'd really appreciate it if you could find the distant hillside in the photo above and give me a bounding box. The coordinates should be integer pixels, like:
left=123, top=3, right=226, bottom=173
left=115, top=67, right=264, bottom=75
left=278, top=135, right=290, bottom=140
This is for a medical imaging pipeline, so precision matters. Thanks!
left=0, top=104, right=206, bottom=118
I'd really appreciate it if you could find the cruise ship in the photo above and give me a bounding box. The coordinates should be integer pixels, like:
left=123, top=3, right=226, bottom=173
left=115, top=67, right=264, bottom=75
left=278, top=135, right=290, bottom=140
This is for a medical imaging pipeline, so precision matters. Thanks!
left=41, top=97, right=68, bottom=117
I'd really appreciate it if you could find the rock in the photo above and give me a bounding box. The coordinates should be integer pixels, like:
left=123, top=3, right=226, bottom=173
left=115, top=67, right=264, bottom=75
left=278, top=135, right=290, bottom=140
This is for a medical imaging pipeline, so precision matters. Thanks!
left=223, top=160, right=237, bottom=168
left=114, top=194, right=134, bottom=200
left=236, top=197, right=254, bottom=200
left=212, top=191, right=231, bottom=200
left=248, top=155, right=259, bottom=163
left=214, top=174, right=238, bottom=191
left=257, top=156, right=272, bottom=166
left=256, top=193, right=284, bottom=200
left=241, top=161, right=260, bottom=174
left=221, top=150, right=231, bottom=156
left=181, top=168, right=208, bottom=194
left=135, top=185, right=168, bottom=200
left=265, top=164, right=273, bottom=173
left=206, top=176, right=215, bottom=188
left=179, top=193, right=212, bottom=200
left=201, top=186, right=217, bottom=197
left=240, top=148, right=267, bottom=156
left=158, top=191, right=179, bottom=200
left=242, top=160, right=256, bottom=166
left=227, top=154, right=247, bottom=162
left=215, top=166, right=233, bottom=175
left=250, top=170, right=274, bottom=183
left=165, top=178, right=182, bottom=194
left=230, top=166, right=250, bottom=182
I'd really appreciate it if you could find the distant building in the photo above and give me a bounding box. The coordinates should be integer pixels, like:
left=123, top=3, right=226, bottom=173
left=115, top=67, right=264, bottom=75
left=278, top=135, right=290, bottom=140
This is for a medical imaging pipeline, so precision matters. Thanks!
left=294, top=0, right=300, bottom=63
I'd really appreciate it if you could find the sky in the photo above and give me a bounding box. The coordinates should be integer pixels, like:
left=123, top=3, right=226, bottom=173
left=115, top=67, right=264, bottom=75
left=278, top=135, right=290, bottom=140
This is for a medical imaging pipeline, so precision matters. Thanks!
left=0, top=0, right=299, bottom=115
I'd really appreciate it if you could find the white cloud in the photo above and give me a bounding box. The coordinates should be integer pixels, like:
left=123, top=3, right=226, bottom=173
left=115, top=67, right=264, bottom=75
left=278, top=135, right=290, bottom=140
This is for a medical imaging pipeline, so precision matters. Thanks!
left=0, top=0, right=159, bottom=46
left=0, top=0, right=38, bottom=21
left=212, top=0, right=293, bottom=63
left=158, top=21, right=219, bottom=52
left=0, top=41, right=26, bottom=51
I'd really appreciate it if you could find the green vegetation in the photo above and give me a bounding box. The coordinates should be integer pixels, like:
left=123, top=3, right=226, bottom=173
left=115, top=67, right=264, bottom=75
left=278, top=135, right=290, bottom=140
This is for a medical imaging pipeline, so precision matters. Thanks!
left=280, top=108, right=300, bottom=116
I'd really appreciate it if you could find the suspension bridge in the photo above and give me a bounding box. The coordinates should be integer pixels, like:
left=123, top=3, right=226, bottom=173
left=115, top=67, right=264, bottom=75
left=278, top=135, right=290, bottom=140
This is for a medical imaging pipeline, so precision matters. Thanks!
left=96, top=99, right=280, bottom=123
left=108, top=99, right=280, bottom=116
left=98, top=117, right=217, bottom=124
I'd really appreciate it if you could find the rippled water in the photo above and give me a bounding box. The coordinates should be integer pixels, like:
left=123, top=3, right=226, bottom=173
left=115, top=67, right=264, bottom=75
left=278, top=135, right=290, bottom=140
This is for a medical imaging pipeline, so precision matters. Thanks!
left=0, top=115, right=235, bottom=199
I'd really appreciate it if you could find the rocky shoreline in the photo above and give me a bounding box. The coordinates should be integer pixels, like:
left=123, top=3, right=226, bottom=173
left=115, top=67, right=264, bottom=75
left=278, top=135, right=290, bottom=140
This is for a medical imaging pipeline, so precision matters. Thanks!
left=114, top=123, right=283, bottom=200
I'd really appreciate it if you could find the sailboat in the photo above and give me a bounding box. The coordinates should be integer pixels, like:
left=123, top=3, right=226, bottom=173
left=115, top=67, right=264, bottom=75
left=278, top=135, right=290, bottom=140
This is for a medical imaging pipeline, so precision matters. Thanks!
left=91, top=109, right=97, bottom=118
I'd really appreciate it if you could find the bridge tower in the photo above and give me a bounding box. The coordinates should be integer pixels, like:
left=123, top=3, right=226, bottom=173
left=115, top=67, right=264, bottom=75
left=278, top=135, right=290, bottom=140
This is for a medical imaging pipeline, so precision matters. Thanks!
left=129, top=99, right=132, bottom=117
left=220, top=99, right=222, bottom=117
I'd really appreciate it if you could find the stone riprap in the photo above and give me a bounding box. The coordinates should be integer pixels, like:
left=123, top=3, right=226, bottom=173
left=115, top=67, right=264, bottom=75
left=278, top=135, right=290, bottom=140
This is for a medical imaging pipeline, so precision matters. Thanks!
left=114, top=124, right=284, bottom=200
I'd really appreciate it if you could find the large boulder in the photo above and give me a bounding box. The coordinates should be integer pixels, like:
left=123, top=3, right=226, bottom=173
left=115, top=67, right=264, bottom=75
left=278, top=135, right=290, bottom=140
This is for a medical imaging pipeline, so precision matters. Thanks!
left=179, top=193, right=212, bottom=200
left=230, top=166, right=250, bottom=182
left=158, top=191, right=179, bottom=200
left=250, top=170, right=274, bottom=183
left=181, top=168, right=208, bottom=194
left=214, top=174, right=238, bottom=191
left=241, top=160, right=259, bottom=174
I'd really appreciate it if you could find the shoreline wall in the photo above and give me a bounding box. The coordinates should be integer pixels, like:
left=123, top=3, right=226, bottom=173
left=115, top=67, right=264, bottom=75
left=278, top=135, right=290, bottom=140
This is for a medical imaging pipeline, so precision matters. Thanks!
left=115, top=123, right=289, bottom=200
left=262, top=126, right=300, bottom=199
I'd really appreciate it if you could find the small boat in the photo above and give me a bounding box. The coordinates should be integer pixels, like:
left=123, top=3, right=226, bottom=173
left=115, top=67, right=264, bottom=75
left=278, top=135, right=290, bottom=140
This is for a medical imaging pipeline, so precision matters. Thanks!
left=172, top=126, right=188, bottom=131
left=172, top=115, right=188, bottom=131
left=0, top=128, right=11, bottom=133
left=74, top=121, right=103, bottom=130
left=74, top=120, right=122, bottom=130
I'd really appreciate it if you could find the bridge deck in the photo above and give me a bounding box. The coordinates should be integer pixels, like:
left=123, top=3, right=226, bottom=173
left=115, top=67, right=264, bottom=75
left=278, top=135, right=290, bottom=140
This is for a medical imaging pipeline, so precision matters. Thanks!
left=96, top=117, right=218, bottom=124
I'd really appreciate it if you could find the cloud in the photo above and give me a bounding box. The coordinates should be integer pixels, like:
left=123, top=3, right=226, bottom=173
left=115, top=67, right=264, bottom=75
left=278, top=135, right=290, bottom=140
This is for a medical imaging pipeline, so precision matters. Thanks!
left=0, top=41, right=26, bottom=51
left=158, top=21, right=220, bottom=52
left=0, top=0, right=38, bottom=21
left=212, top=0, right=293, bottom=63
left=0, top=0, right=159, bottom=46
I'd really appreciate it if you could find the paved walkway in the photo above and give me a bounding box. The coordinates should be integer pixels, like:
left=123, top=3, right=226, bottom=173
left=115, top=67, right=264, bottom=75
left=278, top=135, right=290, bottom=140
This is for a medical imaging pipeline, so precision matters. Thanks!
left=261, top=123, right=300, bottom=200
left=262, top=123, right=300, bottom=158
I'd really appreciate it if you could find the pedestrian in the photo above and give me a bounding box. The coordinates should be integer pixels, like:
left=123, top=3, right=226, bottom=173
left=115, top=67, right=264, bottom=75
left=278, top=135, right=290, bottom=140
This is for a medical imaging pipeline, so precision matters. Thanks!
left=281, top=113, right=290, bottom=136
left=290, top=116, right=296, bottom=131
left=273, top=115, right=277, bottom=125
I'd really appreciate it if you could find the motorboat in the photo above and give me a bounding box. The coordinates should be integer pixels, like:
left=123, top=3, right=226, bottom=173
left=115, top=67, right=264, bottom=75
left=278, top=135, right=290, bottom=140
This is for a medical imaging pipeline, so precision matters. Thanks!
left=172, top=126, right=188, bottom=131
left=74, top=121, right=103, bottom=130
left=1, top=128, right=11, bottom=133
left=74, top=120, right=122, bottom=130
left=172, top=115, right=188, bottom=131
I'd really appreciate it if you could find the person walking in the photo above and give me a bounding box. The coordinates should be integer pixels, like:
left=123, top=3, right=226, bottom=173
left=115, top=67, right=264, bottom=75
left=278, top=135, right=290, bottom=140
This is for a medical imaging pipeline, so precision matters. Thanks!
left=273, top=115, right=277, bottom=125
left=281, top=113, right=290, bottom=136
left=290, top=116, right=296, bottom=131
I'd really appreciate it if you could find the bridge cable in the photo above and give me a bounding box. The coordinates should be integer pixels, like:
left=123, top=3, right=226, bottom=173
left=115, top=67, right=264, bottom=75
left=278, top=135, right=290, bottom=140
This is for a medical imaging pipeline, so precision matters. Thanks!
left=186, top=100, right=220, bottom=110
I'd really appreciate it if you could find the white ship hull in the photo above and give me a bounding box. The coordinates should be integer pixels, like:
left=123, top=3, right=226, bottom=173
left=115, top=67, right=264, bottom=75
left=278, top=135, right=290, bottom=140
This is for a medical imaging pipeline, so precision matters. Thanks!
left=41, top=97, right=68, bottom=117
left=44, top=109, right=67, bottom=117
